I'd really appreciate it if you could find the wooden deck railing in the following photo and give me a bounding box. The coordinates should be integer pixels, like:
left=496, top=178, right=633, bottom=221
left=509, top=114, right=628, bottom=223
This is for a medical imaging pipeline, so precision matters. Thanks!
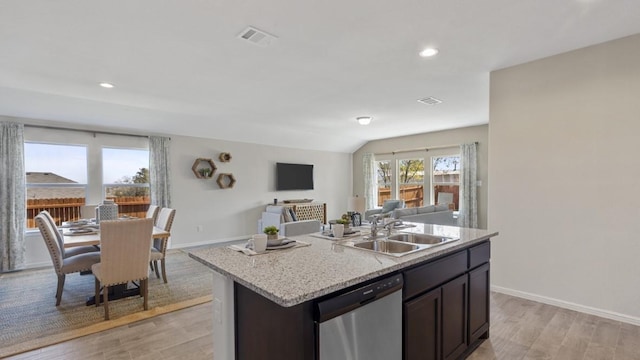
left=377, top=184, right=460, bottom=210
left=27, top=196, right=151, bottom=228
left=378, top=185, right=424, bottom=208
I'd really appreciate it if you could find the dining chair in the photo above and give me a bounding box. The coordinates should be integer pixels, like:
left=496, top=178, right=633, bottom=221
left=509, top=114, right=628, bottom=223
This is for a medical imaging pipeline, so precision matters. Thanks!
left=35, top=213, right=101, bottom=306
left=150, top=207, right=176, bottom=283
left=92, top=218, right=154, bottom=320
left=39, top=210, right=100, bottom=258
left=146, top=204, right=160, bottom=224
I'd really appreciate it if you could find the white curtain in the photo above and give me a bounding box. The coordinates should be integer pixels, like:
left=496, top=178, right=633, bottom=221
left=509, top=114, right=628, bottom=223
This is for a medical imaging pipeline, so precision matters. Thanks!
left=149, top=136, right=172, bottom=208
left=362, top=153, right=376, bottom=210
left=0, top=122, right=26, bottom=272
left=458, top=143, right=478, bottom=228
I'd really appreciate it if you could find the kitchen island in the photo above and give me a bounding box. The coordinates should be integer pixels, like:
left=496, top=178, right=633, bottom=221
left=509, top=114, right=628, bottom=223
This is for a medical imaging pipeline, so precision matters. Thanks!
left=189, top=223, right=498, bottom=360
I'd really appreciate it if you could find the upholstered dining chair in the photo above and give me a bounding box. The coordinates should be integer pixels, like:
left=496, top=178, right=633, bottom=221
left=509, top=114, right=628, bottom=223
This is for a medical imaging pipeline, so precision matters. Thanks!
left=35, top=213, right=101, bottom=306
left=146, top=205, right=160, bottom=224
left=92, top=218, right=154, bottom=320
left=150, top=207, right=176, bottom=283
left=39, top=210, right=100, bottom=258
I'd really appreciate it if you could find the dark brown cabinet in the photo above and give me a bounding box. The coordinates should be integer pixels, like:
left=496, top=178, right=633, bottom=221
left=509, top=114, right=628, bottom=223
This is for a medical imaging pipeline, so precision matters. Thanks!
left=404, top=288, right=442, bottom=360
left=403, top=241, right=490, bottom=360
left=468, top=262, right=490, bottom=344
left=442, top=274, right=468, bottom=360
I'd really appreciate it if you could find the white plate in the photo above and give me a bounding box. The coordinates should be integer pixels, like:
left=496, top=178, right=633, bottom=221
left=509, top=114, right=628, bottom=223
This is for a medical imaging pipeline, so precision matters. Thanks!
left=266, top=241, right=297, bottom=250
left=70, top=228, right=93, bottom=233
left=267, top=236, right=287, bottom=246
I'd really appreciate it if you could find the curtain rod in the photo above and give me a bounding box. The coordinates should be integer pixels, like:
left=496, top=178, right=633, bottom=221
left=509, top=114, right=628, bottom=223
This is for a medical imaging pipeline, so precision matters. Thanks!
left=374, top=141, right=478, bottom=156
left=25, top=124, right=170, bottom=140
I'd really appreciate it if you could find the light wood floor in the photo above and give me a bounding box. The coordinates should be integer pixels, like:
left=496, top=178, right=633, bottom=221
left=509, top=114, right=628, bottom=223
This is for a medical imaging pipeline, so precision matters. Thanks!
left=7, top=292, right=640, bottom=360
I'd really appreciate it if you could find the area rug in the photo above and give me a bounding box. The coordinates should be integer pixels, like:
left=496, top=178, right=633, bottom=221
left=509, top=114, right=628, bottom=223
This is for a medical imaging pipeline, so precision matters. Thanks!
left=0, top=250, right=213, bottom=358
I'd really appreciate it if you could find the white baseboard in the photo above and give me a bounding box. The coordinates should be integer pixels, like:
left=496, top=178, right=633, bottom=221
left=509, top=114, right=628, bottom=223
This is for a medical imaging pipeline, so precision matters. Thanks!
left=491, top=285, right=640, bottom=326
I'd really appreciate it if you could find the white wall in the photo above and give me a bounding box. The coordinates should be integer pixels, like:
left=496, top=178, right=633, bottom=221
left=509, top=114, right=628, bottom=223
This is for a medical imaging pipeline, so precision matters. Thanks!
left=489, top=34, right=640, bottom=324
left=352, top=125, right=489, bottom=229
left=14, top=118, right=351, bottom=267
left=168, top=134, right=352, bottom=248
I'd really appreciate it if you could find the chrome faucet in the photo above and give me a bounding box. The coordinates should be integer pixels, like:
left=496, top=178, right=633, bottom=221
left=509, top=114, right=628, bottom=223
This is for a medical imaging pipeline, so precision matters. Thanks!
left=383, top=219, right=404, bottom=236
left=369, top=215, right=384, bottom=239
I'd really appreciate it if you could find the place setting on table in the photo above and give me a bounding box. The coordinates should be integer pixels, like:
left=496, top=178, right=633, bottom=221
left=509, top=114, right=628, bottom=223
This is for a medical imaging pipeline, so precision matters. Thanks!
left=61, top=215, right=170, bottom=248
left=228, top=233, right=311, bottom=256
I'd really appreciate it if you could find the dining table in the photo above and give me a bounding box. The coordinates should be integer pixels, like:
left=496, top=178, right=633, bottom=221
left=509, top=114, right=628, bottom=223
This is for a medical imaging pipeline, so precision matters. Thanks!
left=62, top=220, right=171, bottom=306
left=63, top=226, right=170, bottom=248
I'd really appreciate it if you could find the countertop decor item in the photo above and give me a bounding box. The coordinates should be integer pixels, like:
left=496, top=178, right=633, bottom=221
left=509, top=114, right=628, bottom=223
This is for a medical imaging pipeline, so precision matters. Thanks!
left=263, top=225, right=279, bottom=242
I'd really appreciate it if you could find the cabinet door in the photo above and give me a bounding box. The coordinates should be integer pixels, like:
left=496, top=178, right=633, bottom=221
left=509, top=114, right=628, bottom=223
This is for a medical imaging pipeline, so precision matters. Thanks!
left=442, top=274, right=468, bottom=360
left=468, top=263, right=490, bottom=344
left=404, top=288, right=441, bottom=360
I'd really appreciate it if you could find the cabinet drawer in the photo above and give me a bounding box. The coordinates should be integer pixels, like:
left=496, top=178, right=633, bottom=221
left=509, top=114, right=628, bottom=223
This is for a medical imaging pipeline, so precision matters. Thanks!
left=468, top=241, right=490, bottom=269
left=404, top=251, right=467, bottom=300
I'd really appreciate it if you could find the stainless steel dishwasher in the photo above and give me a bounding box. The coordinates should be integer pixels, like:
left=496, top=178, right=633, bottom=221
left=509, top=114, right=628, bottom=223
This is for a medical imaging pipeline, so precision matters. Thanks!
left=316, top=273, right=403, bottom=360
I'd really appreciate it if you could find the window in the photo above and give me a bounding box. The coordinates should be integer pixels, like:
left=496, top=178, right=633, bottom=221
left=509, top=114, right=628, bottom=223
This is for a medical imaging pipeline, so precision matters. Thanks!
left=102, top=147, right=150, bottom=218
left=25, top=143, right=88, bottom=227
left=373, top=152, right=460, bottom=209
left=398, top=158, right=424, bottom=208
left=432, top=155, right=460, bottom=210
left=376, top=160, right=392, bottom=206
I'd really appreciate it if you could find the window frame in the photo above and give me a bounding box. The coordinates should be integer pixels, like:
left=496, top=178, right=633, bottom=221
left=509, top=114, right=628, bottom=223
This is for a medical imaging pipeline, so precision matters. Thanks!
left=101, top=146, right=150, bottom=200
left=23, top=130, right=150, bottom=230
left=431, top=154, right=461, bottom=209
left=24, top=141, right=90, bottom=228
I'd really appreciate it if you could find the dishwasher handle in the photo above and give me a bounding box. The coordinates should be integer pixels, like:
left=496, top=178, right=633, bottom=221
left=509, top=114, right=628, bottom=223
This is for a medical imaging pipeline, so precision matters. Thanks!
left=316, top=274, right=403, bottom=323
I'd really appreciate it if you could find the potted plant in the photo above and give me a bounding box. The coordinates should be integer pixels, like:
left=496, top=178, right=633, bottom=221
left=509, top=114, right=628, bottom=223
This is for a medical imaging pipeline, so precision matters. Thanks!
left=198, top=168, right=211, bottom=178
left=263, top=225, right=279, bottom=240
left=336, top=214, right=351, bottom=231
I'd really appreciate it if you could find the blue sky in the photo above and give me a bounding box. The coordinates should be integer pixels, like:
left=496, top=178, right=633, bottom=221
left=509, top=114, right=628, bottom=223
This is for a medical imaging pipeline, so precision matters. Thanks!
left=25, top=143, right=148, bottom=184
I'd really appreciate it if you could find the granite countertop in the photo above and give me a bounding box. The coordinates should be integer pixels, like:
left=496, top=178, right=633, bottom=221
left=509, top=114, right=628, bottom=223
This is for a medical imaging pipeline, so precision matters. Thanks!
left=188, top=223, right=498, bottom=307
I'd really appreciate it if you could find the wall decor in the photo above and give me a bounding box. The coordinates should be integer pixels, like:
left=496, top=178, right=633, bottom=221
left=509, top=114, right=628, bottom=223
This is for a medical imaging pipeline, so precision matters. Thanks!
left=219, top=152, right=232, bottom=162
left=217, top=173, right=236, bottom=189
left=192, top=158, right=217, bottom=178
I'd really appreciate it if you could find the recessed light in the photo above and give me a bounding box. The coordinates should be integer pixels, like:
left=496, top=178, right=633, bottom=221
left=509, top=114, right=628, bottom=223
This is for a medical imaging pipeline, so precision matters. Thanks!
left=419, top=48, right=439, bottom=57
left=99, top=82, right=115, bottom=89
left=357, top=116, right=372, bottom=125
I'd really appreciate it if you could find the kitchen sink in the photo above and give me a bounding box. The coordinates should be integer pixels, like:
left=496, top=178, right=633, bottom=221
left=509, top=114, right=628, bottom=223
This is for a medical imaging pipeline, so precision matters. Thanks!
left=353, top=240, right=419, bottom=254
left=340, top=232, right=460, bottom=257
left=387, top=233, right=459, bottom=246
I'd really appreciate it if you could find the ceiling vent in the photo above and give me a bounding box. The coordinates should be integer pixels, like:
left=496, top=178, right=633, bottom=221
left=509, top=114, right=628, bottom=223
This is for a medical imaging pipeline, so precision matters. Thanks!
left=417, top=97, right=443, bottom=105
left=237, top=26, right=277, bottom=47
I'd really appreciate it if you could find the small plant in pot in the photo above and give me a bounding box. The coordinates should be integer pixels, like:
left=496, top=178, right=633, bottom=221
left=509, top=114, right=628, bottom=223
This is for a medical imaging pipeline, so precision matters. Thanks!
left=263, top=225, right=279, bottom=240
left=198, top=168, right=211, bottom=178
left=336, top=214, right=351, bottom=230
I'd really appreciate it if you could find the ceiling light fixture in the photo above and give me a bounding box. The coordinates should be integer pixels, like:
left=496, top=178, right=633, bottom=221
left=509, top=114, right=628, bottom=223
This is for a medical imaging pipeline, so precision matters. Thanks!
left=357, top=116, right=372, bottom=125
left=99, top=82, right=114, bottom=89
left=419, top=48, right=439, bottom=57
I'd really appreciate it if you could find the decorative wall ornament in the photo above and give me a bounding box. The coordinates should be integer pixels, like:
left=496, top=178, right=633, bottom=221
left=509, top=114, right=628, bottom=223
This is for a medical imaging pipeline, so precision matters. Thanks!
left=217, top=173, right=236, bottom=189
left=219, top=152, right=232, bottom=162
left=192, top=158, right=217, bottom=178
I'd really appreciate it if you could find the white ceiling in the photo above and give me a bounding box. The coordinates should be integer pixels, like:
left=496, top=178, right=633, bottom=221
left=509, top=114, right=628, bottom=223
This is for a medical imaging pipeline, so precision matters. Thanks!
left=1, top=0, right=640, bottom=153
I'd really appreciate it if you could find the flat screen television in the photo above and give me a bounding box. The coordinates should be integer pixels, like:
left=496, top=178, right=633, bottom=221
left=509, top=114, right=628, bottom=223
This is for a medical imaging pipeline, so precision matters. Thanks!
left=276, top=162, right=314, bottom=191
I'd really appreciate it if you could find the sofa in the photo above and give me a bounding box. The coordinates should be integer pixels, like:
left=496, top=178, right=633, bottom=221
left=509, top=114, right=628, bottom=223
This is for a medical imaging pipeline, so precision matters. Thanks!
left=257, top=205, right=322, bottom=237
left=364, top=200, right=406, bottom=221
left=391, top=204, right=457, bottom=226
